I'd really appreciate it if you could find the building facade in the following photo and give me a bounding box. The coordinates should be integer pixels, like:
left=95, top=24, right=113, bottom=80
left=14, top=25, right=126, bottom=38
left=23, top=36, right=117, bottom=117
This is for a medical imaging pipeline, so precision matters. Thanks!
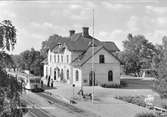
left=42, top=27, right=121, bottom=87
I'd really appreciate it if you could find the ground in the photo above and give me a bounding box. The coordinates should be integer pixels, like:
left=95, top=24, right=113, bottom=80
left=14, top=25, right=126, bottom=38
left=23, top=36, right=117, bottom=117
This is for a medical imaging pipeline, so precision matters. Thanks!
left=35, top=81, right=158, bottom=117
left=23, top=77, right=161, bottom=117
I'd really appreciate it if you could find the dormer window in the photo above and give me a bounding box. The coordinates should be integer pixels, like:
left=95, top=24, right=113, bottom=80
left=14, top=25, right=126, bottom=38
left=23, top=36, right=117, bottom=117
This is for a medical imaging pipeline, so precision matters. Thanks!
left=99, top=55, right=105, bottom=64
left=57, top=43, right=61, bottom=46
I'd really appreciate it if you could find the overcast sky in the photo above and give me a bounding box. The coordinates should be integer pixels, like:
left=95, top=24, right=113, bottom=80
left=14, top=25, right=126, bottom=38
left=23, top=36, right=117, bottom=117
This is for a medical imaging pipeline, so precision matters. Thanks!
left=1, top=0, right=167, bottom=54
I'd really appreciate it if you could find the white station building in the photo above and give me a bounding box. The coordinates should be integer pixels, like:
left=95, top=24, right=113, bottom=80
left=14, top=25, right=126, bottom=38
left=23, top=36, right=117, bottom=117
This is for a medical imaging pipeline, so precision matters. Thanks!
left=42, top=27, right=121, bottom=87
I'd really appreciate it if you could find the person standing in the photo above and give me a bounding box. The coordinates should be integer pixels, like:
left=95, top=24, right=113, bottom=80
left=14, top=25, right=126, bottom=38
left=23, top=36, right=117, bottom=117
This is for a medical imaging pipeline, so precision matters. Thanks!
left=41, top=80, right=43, bottom=88
left=51, top=79, right=53, bottom=88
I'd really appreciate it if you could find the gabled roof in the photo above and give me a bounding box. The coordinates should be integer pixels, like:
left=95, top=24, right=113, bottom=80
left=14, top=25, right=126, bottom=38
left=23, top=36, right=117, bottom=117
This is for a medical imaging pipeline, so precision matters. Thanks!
left=50, top=32, right=118, bottom=53
left=71, top=46, right=121, bottom=67
left=102, top=41, right=120, bottom=52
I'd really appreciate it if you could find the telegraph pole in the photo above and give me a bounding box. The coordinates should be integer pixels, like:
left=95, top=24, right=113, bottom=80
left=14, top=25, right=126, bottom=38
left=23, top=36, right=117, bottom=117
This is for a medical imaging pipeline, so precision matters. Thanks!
left=91, top=9, right=95, bottom=104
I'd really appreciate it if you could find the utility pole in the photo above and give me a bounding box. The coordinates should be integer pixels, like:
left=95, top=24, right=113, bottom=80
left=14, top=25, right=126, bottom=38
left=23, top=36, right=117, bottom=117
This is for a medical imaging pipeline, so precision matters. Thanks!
left=91, top=9, right=95, bottom=104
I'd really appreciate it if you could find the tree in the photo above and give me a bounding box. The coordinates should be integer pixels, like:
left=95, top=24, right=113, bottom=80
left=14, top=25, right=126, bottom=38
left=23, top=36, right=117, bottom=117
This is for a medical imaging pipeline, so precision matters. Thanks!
left=40, top=34, right=64, bottom=58
left=14, top=48, right=44, bottom=76
left=0, top=20, right=24, bottom=117
left=120, top=33, right=157, bottom=76
left=0, top=20, right=16, bottom=51
left=153, top=36, right=167, bottom=98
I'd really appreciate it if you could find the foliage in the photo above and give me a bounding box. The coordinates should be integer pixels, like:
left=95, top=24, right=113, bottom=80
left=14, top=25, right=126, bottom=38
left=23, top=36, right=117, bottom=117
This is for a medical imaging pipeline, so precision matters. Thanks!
left=154, top=79, right=167, bottom=98
left=13, top=48, right=44, bottom=76
left=119, top=33, right=157, bottom=76
left=160, top=99, right=167, bottom=109
left=40, top=34, right=64, bottom=58
left=101, top=83, right=121, bottom=88
left=152, top=36, right=167, bottom=98
left=101, top=81, right=127, bottom=88
left=0, top=20, right=16, bottom=51
left=0, top=20, right=25, bottom=117
left=135, top=112, right=158, bottom=117
left=120, top=80, right=128, bottom=87
left=0, top=69, right=23, bottom=117
left=0, top=51, right=15, bottom=69
left=115, top=96, right=146, bottom=107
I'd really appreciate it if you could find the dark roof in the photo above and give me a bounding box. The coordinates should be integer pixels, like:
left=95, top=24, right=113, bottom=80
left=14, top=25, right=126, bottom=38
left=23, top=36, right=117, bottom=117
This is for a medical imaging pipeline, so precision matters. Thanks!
left=71, top=46, right=121, bottom=67
left=50, top=37, right=69, bottom=50
left=50, top=32, right=118, bottom=52
left=102, top=41, right=120, bottom=52
left=41, top=58, right=48, bottom=64
left=71, top=46, right=103, bottom=66
left=70, top=33, right=82, bottom=41
left=52, top=45, right=65, bottom=53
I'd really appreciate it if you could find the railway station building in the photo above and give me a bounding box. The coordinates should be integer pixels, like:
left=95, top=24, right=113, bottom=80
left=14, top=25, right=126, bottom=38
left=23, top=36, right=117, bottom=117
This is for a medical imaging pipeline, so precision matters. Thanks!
left=42, top=27, right=121, bottom=87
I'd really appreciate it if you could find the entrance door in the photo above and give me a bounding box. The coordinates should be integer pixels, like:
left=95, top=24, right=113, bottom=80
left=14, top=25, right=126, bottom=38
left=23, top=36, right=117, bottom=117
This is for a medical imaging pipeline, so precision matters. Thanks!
left=89, top=71, right=95, bottom=86
left=61, top=69, right=64, bottom=80
left=54, top=69, right=56, bottom=80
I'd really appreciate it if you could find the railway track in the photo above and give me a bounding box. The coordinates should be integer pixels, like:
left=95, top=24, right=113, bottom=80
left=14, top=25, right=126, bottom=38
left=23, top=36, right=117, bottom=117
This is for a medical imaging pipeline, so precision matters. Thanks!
left=37, top=92, right=99, bottom=117
left=21, top=95, right=56, bottom=117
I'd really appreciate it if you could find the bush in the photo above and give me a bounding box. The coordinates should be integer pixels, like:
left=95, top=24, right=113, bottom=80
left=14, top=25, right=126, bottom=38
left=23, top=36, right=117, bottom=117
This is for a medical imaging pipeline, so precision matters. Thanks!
left=101, top=83, right=121, bottom=88
left=100, top=80, right=128, bottom=88
left=135, top=112, right=157, bottom=117
left=153, top=79, right=167, bottom=98
left=120, top=80, right=128, bottom=87
left=21, top=102, right=28, bottom=114
left=115, top=96, right=146, bottom=107
left=160, top=99, right=167, bottom=109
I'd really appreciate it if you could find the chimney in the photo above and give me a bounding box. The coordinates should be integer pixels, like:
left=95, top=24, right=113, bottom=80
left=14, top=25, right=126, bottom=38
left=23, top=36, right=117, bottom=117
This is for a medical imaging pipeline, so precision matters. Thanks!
left=82, top=27, right=89, bottom=37
left=69, top=30, right=75, bottom=37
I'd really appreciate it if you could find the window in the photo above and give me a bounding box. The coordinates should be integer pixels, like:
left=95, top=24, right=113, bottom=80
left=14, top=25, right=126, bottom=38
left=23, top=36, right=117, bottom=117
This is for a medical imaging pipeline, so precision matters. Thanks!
left=54, top=55, right=56, bottom=63
left=76, top=70, right=79, bottom=81
left=108, top=70, right=113, bottom=81
left=46, top=66, right=48, bottom=76
left=50, top=67, right=52, bottom=76
left=58, top=55, right=59, bottom=63
left=50, top=54, right=52, bottom=63
left=99, top=55, right=105, bottom=63
left=58, top=68, right=60, bottom=77
left=61, top=55, right=63, bottom=63
left=67, top=55, right=69, bottom=63
left=67, top=69, right=69, bottom=80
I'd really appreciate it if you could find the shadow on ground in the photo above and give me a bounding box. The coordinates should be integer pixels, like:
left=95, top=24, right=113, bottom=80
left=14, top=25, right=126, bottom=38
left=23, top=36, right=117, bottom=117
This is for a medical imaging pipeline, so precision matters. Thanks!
left=42, top=84, right=57, bottom=90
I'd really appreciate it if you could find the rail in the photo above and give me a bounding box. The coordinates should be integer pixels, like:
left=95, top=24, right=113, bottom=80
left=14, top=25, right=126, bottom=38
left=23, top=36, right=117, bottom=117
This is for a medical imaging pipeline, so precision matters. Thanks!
left=21, top=95, right=54, bottom=117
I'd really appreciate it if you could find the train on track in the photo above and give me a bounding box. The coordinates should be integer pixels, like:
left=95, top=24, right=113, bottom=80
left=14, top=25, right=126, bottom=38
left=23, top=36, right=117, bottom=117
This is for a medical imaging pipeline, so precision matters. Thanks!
left=7, top=71, right=42, bottom=90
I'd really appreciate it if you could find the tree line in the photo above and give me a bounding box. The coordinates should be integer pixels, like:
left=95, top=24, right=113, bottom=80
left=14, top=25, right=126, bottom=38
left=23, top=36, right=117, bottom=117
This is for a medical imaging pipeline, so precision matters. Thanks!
left=12, top=32, right=167, bottom=83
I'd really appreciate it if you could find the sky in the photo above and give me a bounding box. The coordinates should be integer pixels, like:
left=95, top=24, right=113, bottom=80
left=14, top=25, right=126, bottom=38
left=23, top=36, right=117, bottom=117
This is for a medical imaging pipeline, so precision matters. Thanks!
left=1, top=0, right=167, bottom=54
